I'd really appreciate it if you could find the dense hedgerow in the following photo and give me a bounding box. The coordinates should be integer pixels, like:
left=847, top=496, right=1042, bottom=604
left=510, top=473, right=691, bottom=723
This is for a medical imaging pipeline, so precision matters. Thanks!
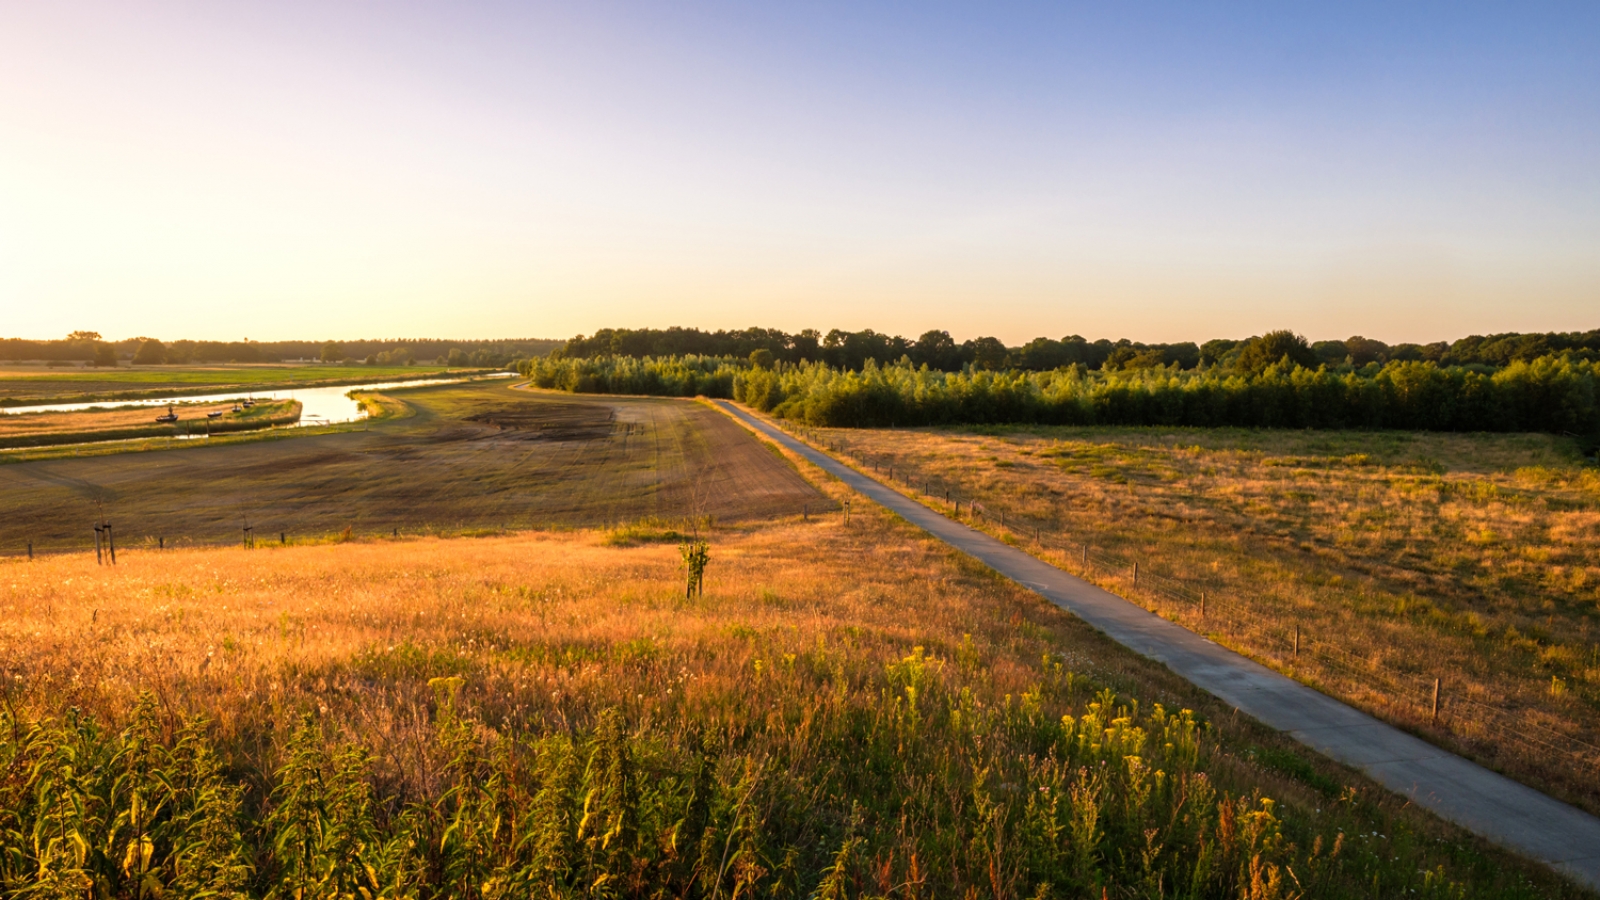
left=522, top=354, right=1600, bottom=434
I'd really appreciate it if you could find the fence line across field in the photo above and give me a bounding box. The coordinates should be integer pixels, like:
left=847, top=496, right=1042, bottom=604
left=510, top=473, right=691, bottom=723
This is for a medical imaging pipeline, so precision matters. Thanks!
left=798, top=425, right=1600, bottom=780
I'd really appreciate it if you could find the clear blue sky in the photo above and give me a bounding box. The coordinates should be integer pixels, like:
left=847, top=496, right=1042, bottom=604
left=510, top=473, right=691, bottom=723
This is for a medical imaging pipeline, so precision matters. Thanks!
left=2, top=1, right=1596, bottom=344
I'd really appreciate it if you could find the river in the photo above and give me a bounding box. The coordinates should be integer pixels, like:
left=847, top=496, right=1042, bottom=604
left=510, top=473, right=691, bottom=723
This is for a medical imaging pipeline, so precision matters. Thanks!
left=0, top=374, right=513, bottom=427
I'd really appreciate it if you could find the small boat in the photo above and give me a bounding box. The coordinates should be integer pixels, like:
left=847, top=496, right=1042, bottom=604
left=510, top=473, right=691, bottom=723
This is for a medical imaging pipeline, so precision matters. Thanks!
left=231, top=404, right=243, bottom=413
left=154, top=405, right=178, bottom=424
left=207, top=410, right=224, bottom=419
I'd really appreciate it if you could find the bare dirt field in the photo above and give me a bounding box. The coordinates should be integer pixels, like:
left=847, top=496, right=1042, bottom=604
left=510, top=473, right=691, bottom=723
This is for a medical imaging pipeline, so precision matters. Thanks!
left=0, top=382, right=824, bottom=553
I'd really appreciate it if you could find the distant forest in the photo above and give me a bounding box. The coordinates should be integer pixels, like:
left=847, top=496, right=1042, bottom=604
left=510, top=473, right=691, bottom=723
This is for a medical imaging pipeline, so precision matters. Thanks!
left=0, top=334, right=562, bottom=368
left=553, top=326, right=1600, bottom=371
left=525, top=328, right=1600, bottom=441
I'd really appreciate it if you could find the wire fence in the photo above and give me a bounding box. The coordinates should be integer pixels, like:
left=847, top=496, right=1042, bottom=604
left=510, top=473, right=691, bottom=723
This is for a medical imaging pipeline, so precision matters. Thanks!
left=793, top=424, right=1600, bottom=783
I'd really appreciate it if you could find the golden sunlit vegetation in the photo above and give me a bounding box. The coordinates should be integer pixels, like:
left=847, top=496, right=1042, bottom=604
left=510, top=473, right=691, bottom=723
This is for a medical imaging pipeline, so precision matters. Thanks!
left=801, top=423, right=1600, bottom=814
left=0, top=399, right=301, bottom=448
left=0, top=491, right=1586, bottom=897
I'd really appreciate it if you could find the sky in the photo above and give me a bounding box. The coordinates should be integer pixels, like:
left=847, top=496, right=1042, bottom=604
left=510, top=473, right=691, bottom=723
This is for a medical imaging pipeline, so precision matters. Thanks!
left=1, top=2, right=1597, bottom=346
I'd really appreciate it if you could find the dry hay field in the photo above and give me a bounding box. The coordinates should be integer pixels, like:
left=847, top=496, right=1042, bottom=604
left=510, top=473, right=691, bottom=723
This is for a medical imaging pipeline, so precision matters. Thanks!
left=803, top=422, right=1600, bottom=814
left=0, top=382, right=823, bottom=555
left=0, top=454, right=1583, bottom=898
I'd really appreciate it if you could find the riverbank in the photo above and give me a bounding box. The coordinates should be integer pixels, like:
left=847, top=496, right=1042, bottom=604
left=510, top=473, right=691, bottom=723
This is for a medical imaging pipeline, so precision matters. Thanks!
left=0, top=365, right=498, bottom=408
left=0, top=400, right=303, bottom=449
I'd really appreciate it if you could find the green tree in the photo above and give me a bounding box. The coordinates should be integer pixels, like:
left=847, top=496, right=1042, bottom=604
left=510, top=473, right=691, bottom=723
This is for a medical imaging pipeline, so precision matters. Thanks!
left=1233, top=330, right=1317, bottom=374
left=132, top=338, right=166, bottom=365
left=447, top=348, right=468, bottom=367
left=320, top=340, right=343, bottom=363
left=93, top=343, right=118, bottom=367
left=748, top=348, right=775, bottom=370
left=967, top=336, right=1009, bottom=371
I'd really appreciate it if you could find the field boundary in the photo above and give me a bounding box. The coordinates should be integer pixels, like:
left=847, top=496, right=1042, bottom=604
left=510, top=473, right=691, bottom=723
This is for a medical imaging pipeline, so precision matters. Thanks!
left=712, top=399, right=1600, bottom=890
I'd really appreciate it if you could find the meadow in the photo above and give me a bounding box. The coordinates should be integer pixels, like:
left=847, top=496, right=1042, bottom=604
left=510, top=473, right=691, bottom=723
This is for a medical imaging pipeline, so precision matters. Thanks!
left=0, top=399, right=301, bottom=448
left=0, top=480, right=1584, bottom=897
left=0, top=363, right=455, bottom=405
left=799, top=423, right=1600, bottom=813
left=0, top=382, right=821, bottom=556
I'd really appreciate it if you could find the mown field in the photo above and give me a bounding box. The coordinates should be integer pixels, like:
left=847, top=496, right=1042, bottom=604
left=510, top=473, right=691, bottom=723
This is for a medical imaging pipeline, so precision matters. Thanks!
left=801, top=423, right=1600, bottom=813
left=0, top=363, right=453, bottom=405
left=0, top=466, right=1585, bottom=897
left=0, top=382, right=823, bottom=555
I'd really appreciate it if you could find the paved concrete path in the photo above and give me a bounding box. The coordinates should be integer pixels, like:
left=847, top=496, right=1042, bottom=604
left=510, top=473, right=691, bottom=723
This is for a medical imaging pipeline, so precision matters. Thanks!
left=716, top=400, right=1600, bottom=890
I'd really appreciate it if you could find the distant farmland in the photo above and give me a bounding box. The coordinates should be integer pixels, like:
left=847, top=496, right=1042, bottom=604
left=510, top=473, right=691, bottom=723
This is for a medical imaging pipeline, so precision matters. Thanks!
left=0, top=381, right=824, bottom=554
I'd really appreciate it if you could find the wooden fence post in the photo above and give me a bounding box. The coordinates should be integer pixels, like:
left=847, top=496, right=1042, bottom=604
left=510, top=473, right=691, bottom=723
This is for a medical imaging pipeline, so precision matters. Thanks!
left=94, top=526, right=103, bottom=566
left=1132, top=562, right=1138, bottom=586
left=27, top=542, right=32, bottom=561
left=1200, top=591, right=1206, bottom=617
left=1431, top=679, right=1441, bottom=723
left=1082, top=544, right=1088, bottom=568
left=1294, top=624, right=1300, bottom=657
left=106, top=525, right=115, bottom=565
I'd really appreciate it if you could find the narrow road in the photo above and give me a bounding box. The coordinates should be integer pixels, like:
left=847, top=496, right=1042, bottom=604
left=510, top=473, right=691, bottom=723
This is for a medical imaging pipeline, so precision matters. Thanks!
left=715, top=400, right=1600, bottom=890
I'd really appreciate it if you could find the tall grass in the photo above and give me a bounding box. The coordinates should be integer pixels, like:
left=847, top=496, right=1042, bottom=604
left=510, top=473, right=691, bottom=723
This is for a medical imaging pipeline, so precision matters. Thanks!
left=806, top=423, right=1600, bottom=814
left=0, top=513, right=1583, bottom=896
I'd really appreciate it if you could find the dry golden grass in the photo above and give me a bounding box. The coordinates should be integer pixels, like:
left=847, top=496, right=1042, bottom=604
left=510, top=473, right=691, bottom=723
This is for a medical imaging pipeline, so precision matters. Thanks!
left=0, top=510, right=1084, bottom=761
left=6, top=511, right=1592, bottom=895
left=807, top=423, right=1600, bottom=811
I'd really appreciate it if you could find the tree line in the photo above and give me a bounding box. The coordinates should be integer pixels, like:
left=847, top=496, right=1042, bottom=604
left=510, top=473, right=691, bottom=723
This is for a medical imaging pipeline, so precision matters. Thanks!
left=520, top=338, right=1600, bottom=439
left=552, top=326, right=1600, bottom=372
left=0, top=333, right=561, bottom=367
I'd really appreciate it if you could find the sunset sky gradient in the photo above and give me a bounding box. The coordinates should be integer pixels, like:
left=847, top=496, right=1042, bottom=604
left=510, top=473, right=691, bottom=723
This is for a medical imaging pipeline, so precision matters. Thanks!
left=2, top=2, right=1597, bottom=344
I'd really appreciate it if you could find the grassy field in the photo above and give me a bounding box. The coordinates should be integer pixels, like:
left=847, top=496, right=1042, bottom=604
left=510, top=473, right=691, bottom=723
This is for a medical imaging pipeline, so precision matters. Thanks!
left=0, top=363, right=455, bottom=405
left=0, top=399, right=301, bottom=448
left=0, top=461, right=1585, bottom=897
left=798, top=422, right=1600, bottom=813
left=0, top=382, right=823, bottom=554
